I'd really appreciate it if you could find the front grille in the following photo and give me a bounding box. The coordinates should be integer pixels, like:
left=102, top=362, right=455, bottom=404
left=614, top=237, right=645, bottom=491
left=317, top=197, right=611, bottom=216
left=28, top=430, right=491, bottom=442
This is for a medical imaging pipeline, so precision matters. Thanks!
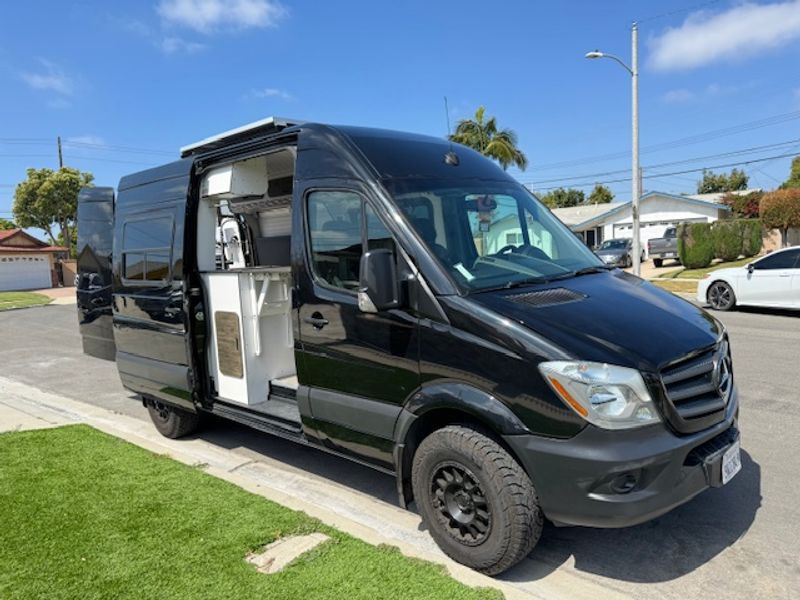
left=660, top=340, right=732, bottom=433
left=506, top=287, right=586, bottom=308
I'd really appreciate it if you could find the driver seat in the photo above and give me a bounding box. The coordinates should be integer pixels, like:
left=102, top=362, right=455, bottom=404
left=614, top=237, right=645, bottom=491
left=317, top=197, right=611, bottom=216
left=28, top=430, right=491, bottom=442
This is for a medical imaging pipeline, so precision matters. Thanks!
left=410, top=216, right=453, bottom=266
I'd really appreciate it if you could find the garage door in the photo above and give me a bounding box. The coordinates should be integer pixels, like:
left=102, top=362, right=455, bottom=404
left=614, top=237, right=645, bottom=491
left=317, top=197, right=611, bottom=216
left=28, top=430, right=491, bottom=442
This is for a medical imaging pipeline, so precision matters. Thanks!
left=0, top=255, right=52, bottom=291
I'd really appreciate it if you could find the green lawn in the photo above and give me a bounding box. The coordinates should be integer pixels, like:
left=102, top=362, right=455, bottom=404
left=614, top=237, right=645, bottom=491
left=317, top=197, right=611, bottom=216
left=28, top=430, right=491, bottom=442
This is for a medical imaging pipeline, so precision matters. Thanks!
left=0, top=426, right=499, bottom=600
left=659, top=257, right=753, bottom=280
left=0, top=291, right=51, bottom=311
left=651, top=279, right=697, bottom=294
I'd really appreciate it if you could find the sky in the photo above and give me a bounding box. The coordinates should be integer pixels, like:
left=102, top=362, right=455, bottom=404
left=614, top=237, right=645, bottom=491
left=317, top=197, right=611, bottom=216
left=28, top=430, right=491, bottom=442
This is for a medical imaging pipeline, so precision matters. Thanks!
left=2, top=0, right=800, bottom=236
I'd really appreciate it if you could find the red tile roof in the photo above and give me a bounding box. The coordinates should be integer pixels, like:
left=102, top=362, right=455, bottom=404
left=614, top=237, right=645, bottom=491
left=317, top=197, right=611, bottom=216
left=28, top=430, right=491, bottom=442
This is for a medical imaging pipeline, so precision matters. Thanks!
left=0, top=228, right=67, bottom=252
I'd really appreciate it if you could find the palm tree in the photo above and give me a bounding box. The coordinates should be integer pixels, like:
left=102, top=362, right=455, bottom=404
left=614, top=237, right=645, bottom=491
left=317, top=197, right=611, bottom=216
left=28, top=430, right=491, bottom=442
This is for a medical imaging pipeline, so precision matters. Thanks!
left=448, top=106, right=529, bottom=171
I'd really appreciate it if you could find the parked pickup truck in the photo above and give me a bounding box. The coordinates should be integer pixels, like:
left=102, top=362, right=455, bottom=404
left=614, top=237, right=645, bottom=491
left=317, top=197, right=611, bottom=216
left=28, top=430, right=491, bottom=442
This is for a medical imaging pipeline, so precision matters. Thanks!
left=648, top=226, right=680, bottom=268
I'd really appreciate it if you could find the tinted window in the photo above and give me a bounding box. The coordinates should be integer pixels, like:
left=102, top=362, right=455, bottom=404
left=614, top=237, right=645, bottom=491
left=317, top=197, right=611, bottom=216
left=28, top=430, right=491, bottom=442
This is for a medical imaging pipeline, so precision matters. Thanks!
left=122, top=216, right=174, bottom=283
left=124, top=217, right=173, bottom=251
left=366, top=203, right=396, bottom=253
left=754, top=249, right=800, bottom=270
left=307, top=191, right=363, bottom=291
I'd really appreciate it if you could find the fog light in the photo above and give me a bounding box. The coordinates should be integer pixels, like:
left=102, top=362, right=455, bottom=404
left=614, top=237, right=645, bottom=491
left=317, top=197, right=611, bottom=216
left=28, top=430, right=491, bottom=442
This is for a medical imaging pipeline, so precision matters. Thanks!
left=610, top=472, right=638, bottom=494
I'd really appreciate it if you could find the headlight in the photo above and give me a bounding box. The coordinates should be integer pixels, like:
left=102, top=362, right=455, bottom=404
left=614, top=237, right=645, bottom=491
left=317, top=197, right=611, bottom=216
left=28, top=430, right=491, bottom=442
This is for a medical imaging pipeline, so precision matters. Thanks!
left=539, top=361, right=660, bottom=430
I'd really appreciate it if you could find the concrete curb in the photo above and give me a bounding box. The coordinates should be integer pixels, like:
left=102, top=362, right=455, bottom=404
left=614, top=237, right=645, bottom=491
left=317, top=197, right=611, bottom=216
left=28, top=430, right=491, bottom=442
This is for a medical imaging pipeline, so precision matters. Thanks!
left=0, top=376, right=630, bottom=600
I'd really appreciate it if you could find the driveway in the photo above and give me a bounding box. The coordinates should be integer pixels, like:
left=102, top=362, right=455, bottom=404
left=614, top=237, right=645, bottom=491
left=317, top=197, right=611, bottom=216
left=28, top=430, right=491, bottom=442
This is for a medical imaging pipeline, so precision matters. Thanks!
left=1, top=303, right=798, bottom=599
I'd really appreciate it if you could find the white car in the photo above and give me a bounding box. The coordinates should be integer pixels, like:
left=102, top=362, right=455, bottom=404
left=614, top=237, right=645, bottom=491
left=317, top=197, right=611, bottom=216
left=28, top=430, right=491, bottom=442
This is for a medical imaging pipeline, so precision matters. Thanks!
left=697, top=246, right=800, bottom=311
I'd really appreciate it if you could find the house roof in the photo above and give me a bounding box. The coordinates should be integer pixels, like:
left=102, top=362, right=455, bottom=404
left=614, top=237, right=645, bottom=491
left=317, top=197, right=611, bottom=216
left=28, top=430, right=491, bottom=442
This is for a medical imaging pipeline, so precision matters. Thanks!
left=552, top=191, right=731, bottom=231
left=0, top=228, right=67, bottom=253
left=549, top=202, right=626, bottom=226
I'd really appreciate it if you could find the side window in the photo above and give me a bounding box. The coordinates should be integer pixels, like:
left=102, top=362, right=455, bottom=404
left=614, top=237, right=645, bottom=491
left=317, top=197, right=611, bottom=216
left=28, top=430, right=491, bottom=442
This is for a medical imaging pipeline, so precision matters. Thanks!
left=753, top=249, right=800, bottom=270
left=122, top=216, right=174, bottom=283
left=365, top=203, right=396, bottom=253
left=307, top=191, right=363, bottom=291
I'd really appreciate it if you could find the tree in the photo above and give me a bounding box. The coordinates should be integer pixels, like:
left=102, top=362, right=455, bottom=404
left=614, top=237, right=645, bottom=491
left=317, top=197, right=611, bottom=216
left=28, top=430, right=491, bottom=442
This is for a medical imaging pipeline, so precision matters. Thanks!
left=13, top=167, right=93, bottom=258
left=696, top=168, right=749, bottom=194
left=539, top=187, right=585, bottom=209
left=780, top=156, right=800, bottom=190
left=720, top=190, right=762, bottom=219
left=449, top=106, right=528, bottom=171
left=587, top=184, right=614, bottom=204
left=0, top=218, right=16, bottom=230
left=759, top=188, right=800, bottom=248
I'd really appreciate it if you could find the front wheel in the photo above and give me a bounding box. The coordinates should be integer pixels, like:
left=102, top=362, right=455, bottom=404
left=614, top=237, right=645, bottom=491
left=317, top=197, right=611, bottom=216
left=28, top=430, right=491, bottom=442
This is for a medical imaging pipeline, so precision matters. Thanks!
left=707, top=281, right=736, bottom=311
left=411, top=425, right=543, bottom=575
left=145, top=398, right=200, bottom=439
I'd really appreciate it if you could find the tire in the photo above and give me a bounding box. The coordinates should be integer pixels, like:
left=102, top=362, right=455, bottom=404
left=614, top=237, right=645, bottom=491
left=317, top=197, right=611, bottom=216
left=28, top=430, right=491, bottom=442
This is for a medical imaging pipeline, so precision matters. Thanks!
left=145, top=398, right=200, bottom=439
left=707, top=280, right=736, bottom=311
left=411, top=425, right=543, bottom=575
left=653, top=258, right=663, bottom=268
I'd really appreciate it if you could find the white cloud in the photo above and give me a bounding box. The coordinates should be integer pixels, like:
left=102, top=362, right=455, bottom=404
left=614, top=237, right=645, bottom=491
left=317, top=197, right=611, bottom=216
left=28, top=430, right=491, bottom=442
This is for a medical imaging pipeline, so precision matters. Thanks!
left=65, top=135, right=106, bottom=146
left=20, top=59, right=74, bottom=96
left=649, top=1, right=800, bottom=71
left=157, top=0, right=287, bottom=33
left=161, top=36, right=206, bottom=54
left=662, top=89, right=695, bottom=103
left=248, top=87, right=293, bottom=100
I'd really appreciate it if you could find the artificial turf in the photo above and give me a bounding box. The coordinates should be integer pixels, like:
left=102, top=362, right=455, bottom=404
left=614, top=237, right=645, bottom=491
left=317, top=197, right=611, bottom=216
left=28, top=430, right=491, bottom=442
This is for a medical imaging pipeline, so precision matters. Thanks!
left=0, top=425, right=500, bottom=600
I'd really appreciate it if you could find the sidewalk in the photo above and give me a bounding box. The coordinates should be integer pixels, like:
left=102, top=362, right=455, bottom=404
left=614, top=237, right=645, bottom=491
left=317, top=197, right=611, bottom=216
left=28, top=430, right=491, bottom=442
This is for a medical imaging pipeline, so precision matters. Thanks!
left=0, top=376, right=630, bottom=600
left=33, top=287, right=77, bottom=305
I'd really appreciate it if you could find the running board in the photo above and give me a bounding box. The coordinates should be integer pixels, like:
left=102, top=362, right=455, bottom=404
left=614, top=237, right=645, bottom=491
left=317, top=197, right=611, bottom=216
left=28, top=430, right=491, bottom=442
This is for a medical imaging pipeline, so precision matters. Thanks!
left=211, top=400, right=305, bottom=442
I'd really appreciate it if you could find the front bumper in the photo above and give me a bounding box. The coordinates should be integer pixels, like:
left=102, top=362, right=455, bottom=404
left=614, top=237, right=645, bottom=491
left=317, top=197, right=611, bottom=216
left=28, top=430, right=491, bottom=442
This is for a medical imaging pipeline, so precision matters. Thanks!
left=599, top=254, right=626, bottom=266
left=504, top=386, right=739, bottom=528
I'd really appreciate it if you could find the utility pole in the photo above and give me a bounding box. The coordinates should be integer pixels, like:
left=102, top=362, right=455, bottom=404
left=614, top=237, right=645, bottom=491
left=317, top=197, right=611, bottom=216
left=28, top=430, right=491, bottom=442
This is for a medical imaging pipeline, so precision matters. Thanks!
left=57, top=136, right=63, bottom=168
left=631, top=22, right=641, bottom=276
left=585, top=21, right=642, bottom=275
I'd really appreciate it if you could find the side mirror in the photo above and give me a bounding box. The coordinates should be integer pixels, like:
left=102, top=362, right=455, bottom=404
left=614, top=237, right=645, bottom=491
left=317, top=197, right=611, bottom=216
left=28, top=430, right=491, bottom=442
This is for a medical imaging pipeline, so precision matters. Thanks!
left=358, top=249, right=399, bottom=313
left=747, top=263, right=755, bottom=274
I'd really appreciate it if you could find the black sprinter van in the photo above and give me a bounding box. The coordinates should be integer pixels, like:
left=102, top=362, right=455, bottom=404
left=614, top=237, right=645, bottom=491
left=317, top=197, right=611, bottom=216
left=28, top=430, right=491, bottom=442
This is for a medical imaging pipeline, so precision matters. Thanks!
left=76, top=117, right=741, bottom=575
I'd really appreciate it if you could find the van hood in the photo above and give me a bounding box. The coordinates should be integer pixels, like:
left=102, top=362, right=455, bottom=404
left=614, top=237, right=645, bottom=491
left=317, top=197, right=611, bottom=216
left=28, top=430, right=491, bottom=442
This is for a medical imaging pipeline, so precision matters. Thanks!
left=467, top=270, right=722, bottom=372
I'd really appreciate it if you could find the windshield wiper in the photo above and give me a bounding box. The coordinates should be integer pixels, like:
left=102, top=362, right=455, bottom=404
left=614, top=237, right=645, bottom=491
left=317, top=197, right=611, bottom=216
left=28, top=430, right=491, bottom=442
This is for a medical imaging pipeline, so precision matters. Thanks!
left=549, top=265, right=615, bottom=281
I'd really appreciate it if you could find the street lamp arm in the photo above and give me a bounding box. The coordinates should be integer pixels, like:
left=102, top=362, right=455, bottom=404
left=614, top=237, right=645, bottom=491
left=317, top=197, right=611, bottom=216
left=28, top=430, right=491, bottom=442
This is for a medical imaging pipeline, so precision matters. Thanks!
left=592, top=52, right=633, bottom=76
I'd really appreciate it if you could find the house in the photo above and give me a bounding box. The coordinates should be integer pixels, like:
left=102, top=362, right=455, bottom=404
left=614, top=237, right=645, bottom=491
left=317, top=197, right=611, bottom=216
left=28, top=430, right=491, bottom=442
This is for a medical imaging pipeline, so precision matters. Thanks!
left=0, top=229, right=67, bottom=291
left=550, top=190, right=750, bottom=252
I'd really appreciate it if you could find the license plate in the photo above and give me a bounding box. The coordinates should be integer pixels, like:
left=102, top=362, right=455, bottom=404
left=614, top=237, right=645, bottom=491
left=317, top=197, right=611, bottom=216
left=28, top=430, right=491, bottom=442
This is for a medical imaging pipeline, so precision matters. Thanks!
left=721, top=440, right=742, bottom=485
left=665, top=252, right=676, bottom=258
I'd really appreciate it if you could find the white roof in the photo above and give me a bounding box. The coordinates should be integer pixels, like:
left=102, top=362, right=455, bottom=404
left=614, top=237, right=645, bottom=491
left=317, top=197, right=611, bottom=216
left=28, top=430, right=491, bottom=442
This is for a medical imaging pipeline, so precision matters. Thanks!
left=180, top=116, right=303, bottom=156
left=688, top=189, right=761, bottom=203
left=551, top=202, right=625, bottom=226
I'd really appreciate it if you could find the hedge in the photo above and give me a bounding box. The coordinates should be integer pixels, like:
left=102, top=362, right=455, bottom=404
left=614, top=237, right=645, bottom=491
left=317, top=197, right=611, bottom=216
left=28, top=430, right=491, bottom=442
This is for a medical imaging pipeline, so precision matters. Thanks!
left=740, top=219, right=762, bottom=257
left=710, top=219, right=763, bottom=261
left=678, top=222, right=715, bottom=269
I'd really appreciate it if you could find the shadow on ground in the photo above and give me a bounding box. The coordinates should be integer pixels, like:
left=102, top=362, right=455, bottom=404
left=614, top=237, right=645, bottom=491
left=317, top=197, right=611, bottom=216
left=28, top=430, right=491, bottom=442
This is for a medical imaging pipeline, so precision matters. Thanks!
left=502, top=451, right=762, bottom=584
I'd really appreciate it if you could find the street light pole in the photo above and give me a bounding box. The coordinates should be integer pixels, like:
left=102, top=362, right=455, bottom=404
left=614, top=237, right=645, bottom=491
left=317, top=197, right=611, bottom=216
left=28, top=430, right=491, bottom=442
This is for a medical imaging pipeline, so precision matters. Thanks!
left=585, top=21, right=642, bottom=276
left=631, top=22, right=641, bottom=276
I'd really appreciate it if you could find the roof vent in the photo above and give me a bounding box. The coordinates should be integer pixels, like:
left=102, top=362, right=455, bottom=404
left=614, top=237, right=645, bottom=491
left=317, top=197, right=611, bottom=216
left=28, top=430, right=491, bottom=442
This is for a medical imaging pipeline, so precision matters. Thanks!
left=505, top=287, right=587, bottom=307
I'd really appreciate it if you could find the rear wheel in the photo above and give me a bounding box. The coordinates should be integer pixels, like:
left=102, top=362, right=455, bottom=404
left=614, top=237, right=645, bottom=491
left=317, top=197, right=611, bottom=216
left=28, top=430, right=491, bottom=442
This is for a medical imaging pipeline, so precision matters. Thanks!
left=653, top=258, right=663, bottom=268
left=145, top=398, right=200, bottom=439
left=707, top=281, right=736, bottom=311
left=411, top=425, right=543, bottom=575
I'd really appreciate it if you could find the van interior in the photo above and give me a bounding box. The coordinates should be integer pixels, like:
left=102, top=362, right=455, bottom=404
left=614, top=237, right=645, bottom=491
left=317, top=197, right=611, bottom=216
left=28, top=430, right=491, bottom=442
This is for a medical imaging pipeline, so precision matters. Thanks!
left=196, top=146, right=301, bottom=426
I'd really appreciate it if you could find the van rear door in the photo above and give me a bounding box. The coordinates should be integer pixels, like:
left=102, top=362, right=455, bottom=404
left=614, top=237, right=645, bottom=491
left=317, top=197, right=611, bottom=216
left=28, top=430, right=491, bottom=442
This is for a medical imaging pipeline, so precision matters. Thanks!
left=112, top=159, right=198, bottom=409
left=76, top=187, right=116, bottom=360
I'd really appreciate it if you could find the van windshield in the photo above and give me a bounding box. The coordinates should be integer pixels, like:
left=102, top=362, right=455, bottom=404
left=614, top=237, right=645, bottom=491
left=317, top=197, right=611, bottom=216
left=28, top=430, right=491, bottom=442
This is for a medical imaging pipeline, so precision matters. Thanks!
left=384, top=179, right=603, bottom=292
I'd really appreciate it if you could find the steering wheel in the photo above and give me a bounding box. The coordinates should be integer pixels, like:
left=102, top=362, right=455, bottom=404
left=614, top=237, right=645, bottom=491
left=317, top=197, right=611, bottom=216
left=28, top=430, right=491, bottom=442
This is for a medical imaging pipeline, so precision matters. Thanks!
left=496, top=243, right=551, bottom=261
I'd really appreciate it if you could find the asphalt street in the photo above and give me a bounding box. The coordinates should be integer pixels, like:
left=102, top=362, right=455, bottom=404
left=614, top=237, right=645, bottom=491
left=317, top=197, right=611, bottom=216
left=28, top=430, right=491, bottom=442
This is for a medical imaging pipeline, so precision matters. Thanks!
left=1, top=301, right=798, bottom=599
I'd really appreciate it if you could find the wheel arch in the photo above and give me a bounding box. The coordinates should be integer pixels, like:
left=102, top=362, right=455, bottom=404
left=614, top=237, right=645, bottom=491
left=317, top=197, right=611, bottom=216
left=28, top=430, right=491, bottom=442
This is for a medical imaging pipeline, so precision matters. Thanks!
left=393, top=382, right=531, bottom=508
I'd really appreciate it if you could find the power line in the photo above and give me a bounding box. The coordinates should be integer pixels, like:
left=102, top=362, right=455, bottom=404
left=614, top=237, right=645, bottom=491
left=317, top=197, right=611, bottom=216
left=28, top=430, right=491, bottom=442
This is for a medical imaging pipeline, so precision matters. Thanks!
left=531, top=110, right=800, bottom=171
left=523, top=138, right=800, bottom=186
left=637, top=0, right=723, bottom=24
left=529, top=151, right=798, bottom=192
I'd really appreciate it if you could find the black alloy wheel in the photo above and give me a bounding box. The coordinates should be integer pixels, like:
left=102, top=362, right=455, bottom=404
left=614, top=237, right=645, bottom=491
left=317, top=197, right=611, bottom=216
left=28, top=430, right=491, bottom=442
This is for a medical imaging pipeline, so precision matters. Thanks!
left=431, top=462, right=491, bottom=546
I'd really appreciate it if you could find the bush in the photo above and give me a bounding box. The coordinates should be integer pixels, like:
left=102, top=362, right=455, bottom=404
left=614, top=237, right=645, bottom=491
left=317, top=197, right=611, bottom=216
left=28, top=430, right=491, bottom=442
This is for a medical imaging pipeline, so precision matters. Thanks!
left=760, top=189, right=800, bottom=247
left=721, top=191, right=762, bottom=219
left=678, top=222, right=714, bottom=268
left=740, top=219, right=763, bottom=257
left=711, top=220, right=742, bottom=261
